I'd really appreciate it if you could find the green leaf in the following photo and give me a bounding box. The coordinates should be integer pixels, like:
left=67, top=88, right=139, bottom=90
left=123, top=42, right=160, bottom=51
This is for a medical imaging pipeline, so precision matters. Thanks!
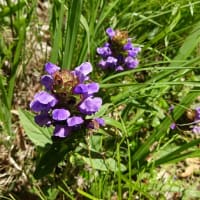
left=75, top=154, right=126, bottom=172
left=34, top=141, right=69, bottom=179
left=86, top=103, right=112, bottom=119
left=18, top=109, right=52, bottom=147
left=154, top=138, right=200, bottom=166
left=34, top=130, right=85, bottom=179
left=103, top=116, right=123, bottom=131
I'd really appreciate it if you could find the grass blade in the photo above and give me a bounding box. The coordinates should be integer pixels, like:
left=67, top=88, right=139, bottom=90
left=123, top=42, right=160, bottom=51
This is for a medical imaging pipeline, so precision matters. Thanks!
left=50, top=1, right=65, bottom=63
left=132, top=90, right=200, bottom=164
left=62, top=0, right=83, bottom=69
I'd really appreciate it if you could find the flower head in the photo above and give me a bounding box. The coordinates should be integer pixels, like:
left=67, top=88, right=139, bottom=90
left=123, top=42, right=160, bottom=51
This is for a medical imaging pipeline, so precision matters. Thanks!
left=30, top=62, right=104, bottom=138
left=97, top=28, right=141, bottom=72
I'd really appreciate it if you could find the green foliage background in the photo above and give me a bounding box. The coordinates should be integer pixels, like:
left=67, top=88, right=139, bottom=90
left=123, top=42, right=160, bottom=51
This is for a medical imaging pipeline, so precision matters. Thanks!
left=1, top=0, right=200, bottom=199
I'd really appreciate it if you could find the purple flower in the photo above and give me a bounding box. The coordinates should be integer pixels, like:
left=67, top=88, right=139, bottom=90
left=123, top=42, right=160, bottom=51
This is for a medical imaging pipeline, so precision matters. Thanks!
left=125, top=57, right=139, bottom=69
left=106, top=28, right=115, bottom=38
left=195, top=107, right=200, bottom=120
left=170, top=123, right=176, bottom=130
left=53, top=125, right=70, bottom=137
left=35, top=113, right=51, bottom=126
left=75, top=62, right=92, bottom=76
left=30, top=91, right=57, bottom=112
left=52, top=109, right=70, bottom=121
left=169, top=105, right=174, bottom=113
left=41, top=75, right=53, bottom=90
left=97, top=47, right=112, bottom=58
left=73, top=84, right=88, bottom=94
left=79, top=97, right=102, bottom=115
left=127, top=47, right=141, bottom=57
left=87, top=118, right=105, bottom=129
left=104, top=42, right=110, bottom=47
left=192, top=126, right=200, bottom=134
left=96, top=28, right=141, bottom=73
left=95, top=118, right=105, bottom=126
left=30, top=61, right=104, bottom=139
left=105, top=56, right=118, bottom=68
left=73, top=83, right=99, bottom=95
left=86, top=83, right=99, bottom=95
left=45, top=62, right=60, bottom=75
left=98, top=59, right=108, bottom=70
left=115, top=66, right=124, bottom=71
left=74, top=62, right=92, bottom=83
left=67, top=116, right=84, bottom=127
left=123, top=41, right=134, bottom=50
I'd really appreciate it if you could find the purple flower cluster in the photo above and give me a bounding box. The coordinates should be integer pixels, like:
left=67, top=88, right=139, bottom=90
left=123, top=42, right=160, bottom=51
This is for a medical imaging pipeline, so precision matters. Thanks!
left=30, top=62, right=104, bottom=138
left=170, top=106, right=200, bottom=134
left=97, top=28, right=141, bottom=72
left=192, top=107, right=200, bottom=134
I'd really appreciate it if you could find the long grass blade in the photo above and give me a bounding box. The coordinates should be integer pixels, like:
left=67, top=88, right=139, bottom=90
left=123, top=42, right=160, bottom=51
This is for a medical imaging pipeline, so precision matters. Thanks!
left=62, top=0, right=83, bottom=69
left=132, top=90, right=200, bottom=165
left=50, top=1, right=65, bottom=63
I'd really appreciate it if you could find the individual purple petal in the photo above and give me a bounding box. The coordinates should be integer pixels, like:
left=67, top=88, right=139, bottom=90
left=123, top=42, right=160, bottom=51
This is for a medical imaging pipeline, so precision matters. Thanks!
left=34, top=91, right=57, bottom=106
left=97, top=47, right=112, bottom=58
left=98, top=59, right=108, bottom=70
left=53, top=125, right=70, bottom=137
left=52, top=109, right=70, bottom=121
left=75, top=62, right=92, bottom=76
left=45, top=62, right=60, bottom=75
left=170, top=123, right=176, bottom=130
left=87, top=118, right=105, bottom=129
left=74, top=62, right=92, bottom=83
left=35, top=113, right=51, bottom=126
left=73, top=83, right=99, bottom=96
left=95, top=118, right=105, bottom=126
left=104, top=42, right=110, bottom=47
left=86, top=83, right=99, bottom=94
left=73, top=84, right=88, bottom=94
left=73, top=72, right=89, bottom=83
left=195, top=107, right=200, bottom=120
left=30, top=91, right=57, bottom=112
left=67, top=116, right=84, bottom=127
left=105, top=56, right=118, bottom=68
left=106, top=28, right=115, bottom=38
left=79, top=97, right=102, bottom=115
left=127, top=47, right=141, bottom=57
left=41, top=75, right=53, bottom=90
left=115, top=65, right=124, bottom=71
left=30, top=100, right=49, bottom=112
left=123, top=41, right=134, bottom=50
left=169, top=105, right=174, bottom=113
left=192, top=126, right=200, bottom=134
left=125, top=57, right=139, bottom=69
